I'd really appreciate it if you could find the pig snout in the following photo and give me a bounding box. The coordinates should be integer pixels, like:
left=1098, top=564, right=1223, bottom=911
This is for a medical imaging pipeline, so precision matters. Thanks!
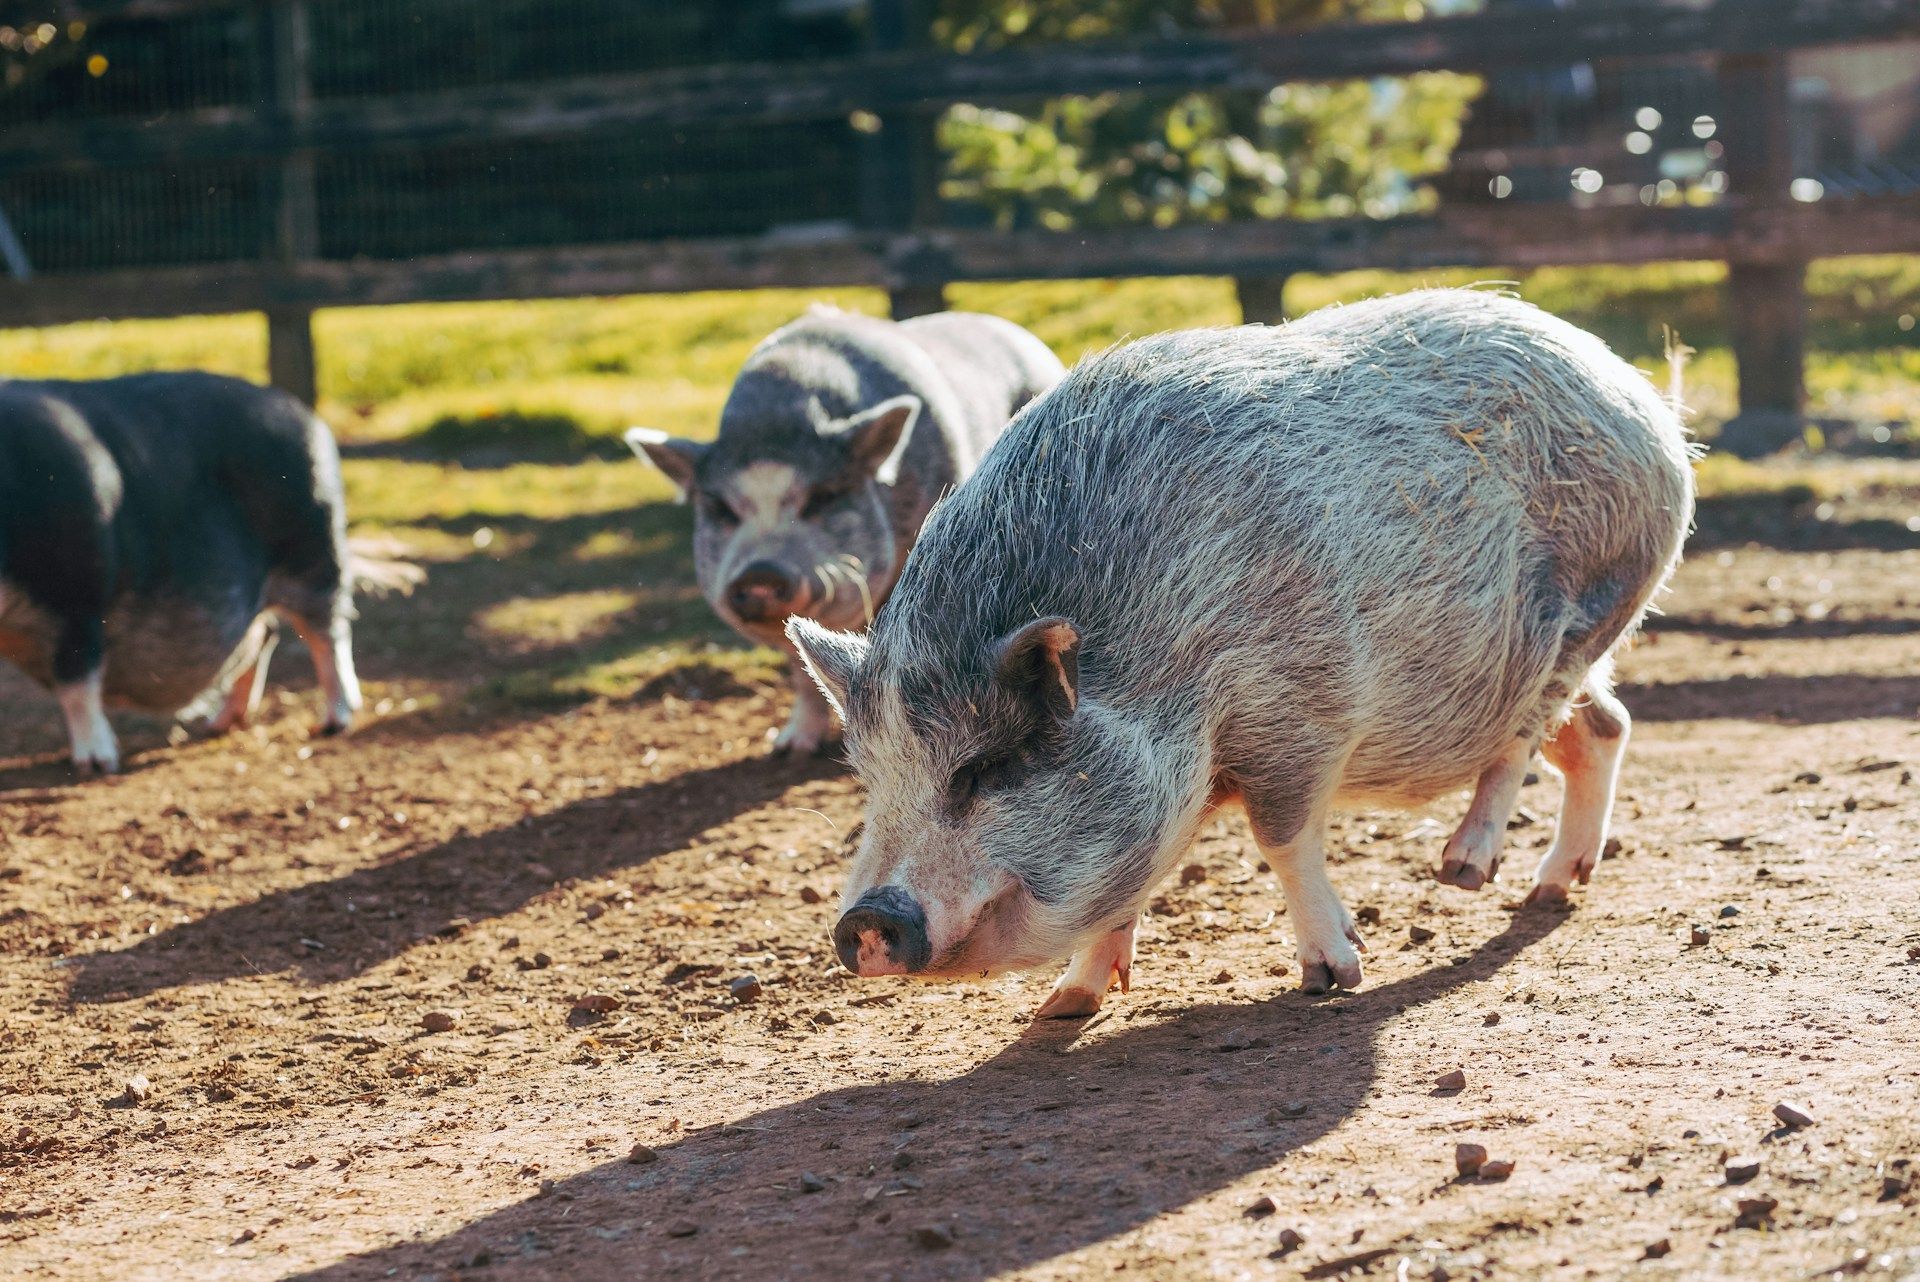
left=834, top=886, right=931, bottom=977
left=726, top=560, right=803, bottom=624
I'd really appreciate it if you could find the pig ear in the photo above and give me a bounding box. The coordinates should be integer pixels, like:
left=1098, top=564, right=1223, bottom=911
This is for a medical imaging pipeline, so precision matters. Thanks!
left=787, top=617, right=869, bottom=719
left=624, top=428, right=706, bottom=502
left=826, top=395, right=920, bottom=486
left=994, top=616, right=1080, bottom=721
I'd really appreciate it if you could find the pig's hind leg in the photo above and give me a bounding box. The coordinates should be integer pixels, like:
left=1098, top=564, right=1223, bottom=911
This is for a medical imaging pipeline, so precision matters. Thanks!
left=207, top=617, right=280, bottom=734
left=1436, top=737, right=1532, bottom=890
left=1527, top=685, right=1629, bottom=904
left=1036, top=917, right=1136, bottom=1019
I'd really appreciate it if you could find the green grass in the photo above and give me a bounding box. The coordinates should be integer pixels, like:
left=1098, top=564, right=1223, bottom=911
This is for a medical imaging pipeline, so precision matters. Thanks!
left=1, top=261, right=1913, bottom=713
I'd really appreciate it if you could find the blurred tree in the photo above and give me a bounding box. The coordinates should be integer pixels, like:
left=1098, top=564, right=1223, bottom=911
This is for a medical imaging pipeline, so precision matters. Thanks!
left=934, top=0, right=1480, bottom=228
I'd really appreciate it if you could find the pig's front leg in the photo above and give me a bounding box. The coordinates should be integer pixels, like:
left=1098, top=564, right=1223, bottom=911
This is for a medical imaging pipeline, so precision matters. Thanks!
left=1437, top=737, right=1531, bottom=890
left=1249, top=792, right=1364, bottom=992
left=772, top=665, right=839, bottom=756
left=1036, top=917, right=1137, bottom=1019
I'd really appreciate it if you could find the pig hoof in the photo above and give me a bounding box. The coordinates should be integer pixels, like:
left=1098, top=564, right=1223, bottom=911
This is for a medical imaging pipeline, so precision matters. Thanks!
left=317, top=719, right=349, bottom=738
left=1523, top=881, right=1571, bottom=907
left=72, top=753, right=119, bottom=777
left=1035, top=984, right=1105, bottom=1020
left=1298, top=945, right=1363, bottom=994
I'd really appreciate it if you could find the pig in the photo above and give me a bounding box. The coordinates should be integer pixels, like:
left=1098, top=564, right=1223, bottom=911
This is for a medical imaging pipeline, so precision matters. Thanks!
left=625, top=306, right=1064, bottom=754
left=790, top=289, right=1694, bottom=1017
left=0, top=371, right=412, bottom=774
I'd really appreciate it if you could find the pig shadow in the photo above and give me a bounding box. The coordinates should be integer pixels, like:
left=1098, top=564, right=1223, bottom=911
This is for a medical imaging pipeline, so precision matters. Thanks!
left=1621, top=672, right=1920, bottom=725
left=285, top=911, right=1567, bottom=1282
left=63, top=751, right=841, bottom=1005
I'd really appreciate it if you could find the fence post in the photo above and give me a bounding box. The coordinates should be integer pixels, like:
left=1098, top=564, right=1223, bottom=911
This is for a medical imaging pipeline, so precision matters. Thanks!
left=863, top=0, right=945, bottom=319
left=1235, top=274, right=1289, bottom=326
left=1715, top=51, right=1806, bottom=458
left=259, top=0, right=319, bottom=406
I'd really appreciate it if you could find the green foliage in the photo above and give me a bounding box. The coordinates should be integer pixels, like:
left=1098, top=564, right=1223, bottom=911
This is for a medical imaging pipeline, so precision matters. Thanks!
left=934, top=0, right=1478, bottom=229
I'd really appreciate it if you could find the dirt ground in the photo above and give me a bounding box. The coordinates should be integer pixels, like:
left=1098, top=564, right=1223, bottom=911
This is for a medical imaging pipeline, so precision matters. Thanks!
left=4, top=492, right=1920, bottom=1281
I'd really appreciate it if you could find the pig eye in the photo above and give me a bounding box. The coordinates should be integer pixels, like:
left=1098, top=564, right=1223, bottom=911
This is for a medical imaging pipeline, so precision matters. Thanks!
left=800, top=486, right=848, bottom=521
left=946, top=755, right=1009, bottom=812
left=698, top=493, right=740, bottom=525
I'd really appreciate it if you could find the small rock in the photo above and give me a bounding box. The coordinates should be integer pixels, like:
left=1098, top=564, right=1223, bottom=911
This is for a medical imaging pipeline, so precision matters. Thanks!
left=1275, top=1227, right=1306, bottom=1255
left=1734, top=1195, right=1777, bottom=1229
left=1409, top=924, right=1437, bottom=944
left=1479, top=1159, right=1515, bottom=1181
left=1434, top=1068, right=1466, bottom=1092
left=1643, top=1239, right=1671, bottom=1260
left=799, top=1171, right=826, bottom=1193
left=464, top=963, right=491, bottom=983
left=1277, top=1101, right=1310, bottom=1119
left=1180, top=863, right=1207, bottom=885
left=730, top=975, right=764, bottom=1004
left=420, top=1009, right=460, bottom=1033
left=1216, top=1027, right=1256, bottom=1052
left=124, top=1074, right=151, bottom=1104
left=531, top=952, right=552, bottom=969
left=573, top=993, right=620, bottom=1014
left=1792, top=771, right=1821, bottom=784
left=1211, top=968, right=1234, bottom=984
left=1355, top=906, right=1382, bottom=926
left=1454, top=1143, right=1488, bottom=1178
left=1725, top=1156, right=1761, bottom=1184
left=1483, top=1011, right=1501, bottom=1026
left=799, top=885, right=824, bottom=905
left=1772, top=1101, right=1814, bottom=1129
left=627, top=1143, right=659, bottom=1165
left=912, top=1224, right=955, bottom=1250
left=665, top=1221, right=699, bottom=1238
left=811, top=1010, right=838, bottom=1026
left=891, top=1150, right=914, bottom=1171
left=1879, top=1174, right=1909, bottom=1201
left=1689, top=926, right=1711, bottom=946
left=1719, top=905, right=1740, bottom=919
left=1244, top=1195, right=1276, bottom=1219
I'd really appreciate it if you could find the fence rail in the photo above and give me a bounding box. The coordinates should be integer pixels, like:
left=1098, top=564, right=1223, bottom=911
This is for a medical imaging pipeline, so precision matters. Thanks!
left=0, top=0, right=1916, bottom=452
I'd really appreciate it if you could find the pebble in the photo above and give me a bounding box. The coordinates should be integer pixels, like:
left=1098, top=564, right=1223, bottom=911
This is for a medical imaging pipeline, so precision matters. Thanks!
left=1409, top=924, right=1436, bottom=944
left=1211, top=968, right=1234, bottom=984
left=627, top=1143, right=660, bottom=1165
left=1216, top=1028, right=1257, bottom=1052
left=1880, top=1174, right=1909, bottom=1201
left=1792, top=771, right=1821, bottom=784
left=1275, top=1227, right=1306, bottom=1255
left=1434, top=1068, right=1466, bottom=1092
left=1719, top=904, right=1740, bottom=918
left=1354, top=906, right=1382, bottom=926
left=1772, top=1100, right=1814, bottom=1129
left=730, top=975, right=764, bottom=1004
left=573, top=993, right=620, bottom=1014
left=1689, top=926, right=1711, bottom=946
left=1244, top=1195, right=1276, bottom=1218
left=420, top=1009, right=460, bottom=1033
left=799, top=886, right=824, bottom=905
left=799, top=1171, right=826, bottom=1193
left=665, top=1221, right=699, bottom=1238
left=891, top=1150, right=914, bottom=1171
left=812, top=1010, right=838, bottom=1026
left=912, top=1225, right=955, bottom=1250
left=124, top=1074, right=151, bottom=1104
left=532, top=952, right=552, bottom=969
left=1725, top=1156, right=1761, bottom=1184
left=1643, top=1239, right=1671, bottom=1260
left=1483, top=1012, right=1501, bottom=1026
left=1734, top=1195, right=1777, bottom=1229
left=1479, top=1159, right=1515, bottom=1180
left=1180, top=863, right=1207, bottom=885
left=1454, top=1143, right=1488, bottom=1178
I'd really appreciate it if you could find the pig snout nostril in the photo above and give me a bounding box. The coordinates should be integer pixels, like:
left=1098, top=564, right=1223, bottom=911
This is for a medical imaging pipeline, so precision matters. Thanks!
left=832, top=886, right=930, bottom=977
left=726, top=561, right=799, bottom=623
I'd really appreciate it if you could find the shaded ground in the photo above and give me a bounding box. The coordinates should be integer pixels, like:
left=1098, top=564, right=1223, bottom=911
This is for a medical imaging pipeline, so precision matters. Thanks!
left=4, top=479, right=1919, bottom=1281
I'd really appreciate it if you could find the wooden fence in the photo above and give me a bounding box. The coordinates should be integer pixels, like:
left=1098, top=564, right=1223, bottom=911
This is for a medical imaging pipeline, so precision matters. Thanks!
left=0, top=0, right=1917, bottom=451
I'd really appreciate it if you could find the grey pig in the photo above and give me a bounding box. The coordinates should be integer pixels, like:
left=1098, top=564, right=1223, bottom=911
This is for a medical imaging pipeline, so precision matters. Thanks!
left=627, top=306, right=1063, bottom=754
left=791, top=288, right=1693, bottom=1017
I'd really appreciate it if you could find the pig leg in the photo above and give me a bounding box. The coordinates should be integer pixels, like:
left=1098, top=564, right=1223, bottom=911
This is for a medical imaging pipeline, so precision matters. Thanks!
left=1246, top=789, right=1364, bottom=993
left=1436, top=737, right=1532, bottom=891
left=1527, top=689, right=1629, bottom=903
left=282, top=610, right=363, bottom=735
left=1035, top=917, right=1137, bottom=1019
left=208, top=618, right=279, bottom=734
left=772, top=665, right=837, bottom=756
left=57, top=668, right=119, bottom=776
